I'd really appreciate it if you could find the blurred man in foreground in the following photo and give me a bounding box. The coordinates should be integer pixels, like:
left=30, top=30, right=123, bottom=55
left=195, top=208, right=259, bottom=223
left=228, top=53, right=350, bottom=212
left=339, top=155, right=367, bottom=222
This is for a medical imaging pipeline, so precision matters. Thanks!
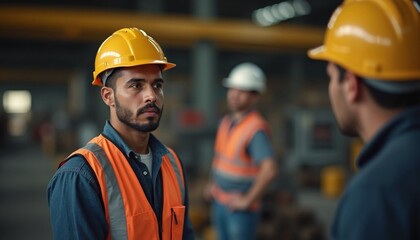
left=308, top=0, right=420, bottom=239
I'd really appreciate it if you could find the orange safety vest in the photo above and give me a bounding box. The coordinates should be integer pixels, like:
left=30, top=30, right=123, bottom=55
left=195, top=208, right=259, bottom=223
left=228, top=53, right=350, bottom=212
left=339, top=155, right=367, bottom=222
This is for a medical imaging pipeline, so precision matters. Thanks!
left=67, top=134, right=186, bottom=240
left=211, top=111, right=270, bottom=209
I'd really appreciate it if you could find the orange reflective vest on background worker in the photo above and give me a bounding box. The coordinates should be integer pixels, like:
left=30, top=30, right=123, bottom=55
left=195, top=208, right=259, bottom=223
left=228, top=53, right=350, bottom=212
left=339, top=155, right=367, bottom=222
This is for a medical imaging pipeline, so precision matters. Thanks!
left=67, top=134, right=186, bottom=240
left=211, top=111, right=270, bottom=209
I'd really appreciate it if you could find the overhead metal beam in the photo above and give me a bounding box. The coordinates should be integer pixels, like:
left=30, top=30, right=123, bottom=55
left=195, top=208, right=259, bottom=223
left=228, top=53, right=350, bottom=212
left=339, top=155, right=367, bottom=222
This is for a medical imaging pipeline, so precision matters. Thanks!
left=0, top=68, right=71, bottom=83
left=0, top=5, right=324, bottom=52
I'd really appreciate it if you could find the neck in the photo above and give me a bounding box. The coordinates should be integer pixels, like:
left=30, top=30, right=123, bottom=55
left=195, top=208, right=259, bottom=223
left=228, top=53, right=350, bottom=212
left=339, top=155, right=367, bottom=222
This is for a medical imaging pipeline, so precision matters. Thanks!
left=358, top=105, right=402, bottom=142
left=231, top=109, right=253, bottom=121
left=110, top=119, right=150, bottom=154
left=124, top=132, right=150, bottom=154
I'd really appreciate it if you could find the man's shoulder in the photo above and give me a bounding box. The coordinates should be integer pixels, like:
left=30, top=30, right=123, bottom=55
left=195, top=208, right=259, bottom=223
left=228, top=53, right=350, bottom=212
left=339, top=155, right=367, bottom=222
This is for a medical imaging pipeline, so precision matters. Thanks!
left=351, top=145, right=420, bottom=194
left=59, top=153, right=88, bottom=169
left=48, top=152, right=99, bottom=193
left=53, top=153, right=96, bottom=181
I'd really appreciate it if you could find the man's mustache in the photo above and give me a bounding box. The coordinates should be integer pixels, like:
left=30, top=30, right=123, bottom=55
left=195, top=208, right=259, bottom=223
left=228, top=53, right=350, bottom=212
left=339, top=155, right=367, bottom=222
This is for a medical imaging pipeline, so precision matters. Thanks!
left=137, top=103, right=161, bottom=116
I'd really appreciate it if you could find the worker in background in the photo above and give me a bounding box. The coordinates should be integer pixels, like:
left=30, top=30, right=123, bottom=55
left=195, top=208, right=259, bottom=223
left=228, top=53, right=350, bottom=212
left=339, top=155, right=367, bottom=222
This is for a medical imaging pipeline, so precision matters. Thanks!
left=47, top=27, right=195, bottom=240
left=308, top=0, right=420, bottom=239
left=204, top=62, right=278, bottom=240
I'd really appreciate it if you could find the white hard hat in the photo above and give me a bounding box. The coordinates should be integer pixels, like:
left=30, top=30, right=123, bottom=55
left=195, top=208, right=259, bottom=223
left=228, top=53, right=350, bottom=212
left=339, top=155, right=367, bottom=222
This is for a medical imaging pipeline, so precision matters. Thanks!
left=223, top=62, right=266, bottom=93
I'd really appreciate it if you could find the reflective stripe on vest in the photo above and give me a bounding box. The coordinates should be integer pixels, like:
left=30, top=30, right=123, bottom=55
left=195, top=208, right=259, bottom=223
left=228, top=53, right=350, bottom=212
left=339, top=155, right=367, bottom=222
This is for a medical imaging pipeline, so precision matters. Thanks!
left=211, top=184, right=259, bottom=211
left=82, top=142, right=128, bottom=240
left=166, top=148, right=185, bottom=202
left=67, top=135, right=186, bottom=240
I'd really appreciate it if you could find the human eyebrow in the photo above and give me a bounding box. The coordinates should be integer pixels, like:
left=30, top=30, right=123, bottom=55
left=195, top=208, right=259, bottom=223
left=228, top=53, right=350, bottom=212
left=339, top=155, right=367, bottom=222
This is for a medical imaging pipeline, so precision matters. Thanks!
left=125, top=78, right=165, bottom=89
left=155, top=78, right=164, bottom=85
left=122, top=78, right=144, bottom=89
left=126, top=78, right=145, bottom=84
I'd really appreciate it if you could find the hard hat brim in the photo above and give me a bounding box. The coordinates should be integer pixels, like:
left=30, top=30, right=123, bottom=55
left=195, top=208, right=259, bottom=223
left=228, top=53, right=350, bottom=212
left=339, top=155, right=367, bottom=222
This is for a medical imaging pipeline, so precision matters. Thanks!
left=307, top=45, right=327, bottom=61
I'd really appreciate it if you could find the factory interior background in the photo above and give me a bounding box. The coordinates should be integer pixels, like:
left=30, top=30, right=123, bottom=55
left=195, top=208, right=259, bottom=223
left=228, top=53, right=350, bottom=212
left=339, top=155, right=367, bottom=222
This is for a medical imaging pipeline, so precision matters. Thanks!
left=0, top=0, right=374, bottom=239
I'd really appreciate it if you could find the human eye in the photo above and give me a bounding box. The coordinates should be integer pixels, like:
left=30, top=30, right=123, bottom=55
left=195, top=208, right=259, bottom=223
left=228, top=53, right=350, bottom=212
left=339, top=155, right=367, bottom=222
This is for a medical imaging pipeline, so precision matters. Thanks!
left=154, top=80, right=164, bottom=89
left=129, top=83, right=139, bottom=89
left=128, top=80, right=142, bottom=89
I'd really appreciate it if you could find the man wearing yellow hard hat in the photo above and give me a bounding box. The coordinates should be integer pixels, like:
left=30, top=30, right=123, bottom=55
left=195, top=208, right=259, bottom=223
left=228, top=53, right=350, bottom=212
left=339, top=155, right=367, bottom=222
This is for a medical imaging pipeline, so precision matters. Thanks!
left=47, top=28, right=195, bottom=239
left=308, top=0, right=420, bottom=239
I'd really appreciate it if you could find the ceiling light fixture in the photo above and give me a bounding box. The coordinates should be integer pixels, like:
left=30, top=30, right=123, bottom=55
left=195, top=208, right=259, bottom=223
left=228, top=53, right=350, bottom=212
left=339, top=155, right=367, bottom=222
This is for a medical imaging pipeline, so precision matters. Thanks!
left=252, top=0, right=311, bottom=27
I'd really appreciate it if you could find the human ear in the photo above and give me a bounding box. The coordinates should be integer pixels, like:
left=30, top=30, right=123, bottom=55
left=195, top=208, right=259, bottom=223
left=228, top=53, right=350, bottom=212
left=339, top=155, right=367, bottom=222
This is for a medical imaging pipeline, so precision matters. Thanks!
left=345, top=71, right=362, bottom=103
left=101, top=87, right=115, bottom=107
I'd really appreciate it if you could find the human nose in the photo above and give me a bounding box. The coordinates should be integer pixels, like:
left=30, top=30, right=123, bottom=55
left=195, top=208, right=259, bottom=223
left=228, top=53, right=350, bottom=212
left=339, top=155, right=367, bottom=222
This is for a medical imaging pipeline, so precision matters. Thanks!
left=228, top=88, right=239, bottom=97
left=144, top=84, right=157, bottom=103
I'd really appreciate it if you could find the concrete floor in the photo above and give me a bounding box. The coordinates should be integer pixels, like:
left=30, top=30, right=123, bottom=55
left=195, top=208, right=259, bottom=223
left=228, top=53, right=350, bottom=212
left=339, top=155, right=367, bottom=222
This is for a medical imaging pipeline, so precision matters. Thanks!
left=0, top=143, right=55, bottom=240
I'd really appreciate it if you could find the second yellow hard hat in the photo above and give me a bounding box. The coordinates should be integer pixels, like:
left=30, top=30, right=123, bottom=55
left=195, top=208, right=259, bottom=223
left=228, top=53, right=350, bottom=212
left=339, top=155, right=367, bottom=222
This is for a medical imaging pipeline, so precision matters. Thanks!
left=308, top=0, right=420, bottom=81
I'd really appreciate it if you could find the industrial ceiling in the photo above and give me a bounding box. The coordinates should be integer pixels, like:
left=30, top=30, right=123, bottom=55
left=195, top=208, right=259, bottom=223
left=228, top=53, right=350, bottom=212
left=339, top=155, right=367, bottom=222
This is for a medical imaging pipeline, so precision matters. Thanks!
left=0, top=0, right=343, bottom=83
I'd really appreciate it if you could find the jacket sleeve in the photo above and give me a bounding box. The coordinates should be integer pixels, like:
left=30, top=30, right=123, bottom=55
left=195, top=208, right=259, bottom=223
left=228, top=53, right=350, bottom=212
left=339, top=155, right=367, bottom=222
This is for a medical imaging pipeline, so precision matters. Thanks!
left=47, top=155, right=108, bottom=240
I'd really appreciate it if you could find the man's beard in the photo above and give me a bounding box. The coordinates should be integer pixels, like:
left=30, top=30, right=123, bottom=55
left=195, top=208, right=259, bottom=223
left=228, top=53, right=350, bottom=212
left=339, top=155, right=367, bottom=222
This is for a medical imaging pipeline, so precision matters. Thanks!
left=115, top=97, right=163, bottom=132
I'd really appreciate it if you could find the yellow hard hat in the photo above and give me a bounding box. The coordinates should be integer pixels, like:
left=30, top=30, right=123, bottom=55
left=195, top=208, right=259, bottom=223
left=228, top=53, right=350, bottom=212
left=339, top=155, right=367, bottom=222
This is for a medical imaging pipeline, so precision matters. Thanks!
left=92, top=27, right=176, bottom=86
left=308, top=0, right=420, bottom=81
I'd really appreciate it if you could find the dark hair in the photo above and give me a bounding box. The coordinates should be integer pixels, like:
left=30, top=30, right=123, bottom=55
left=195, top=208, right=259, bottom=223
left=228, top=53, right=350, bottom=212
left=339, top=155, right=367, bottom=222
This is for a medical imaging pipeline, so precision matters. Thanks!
left=101, top=68, right=121, bottom=89
left=337, top=65, right=420, bottom=109
left=336, top=64, right=420, bottom=108
left=364, top=83, right=420, bottom=109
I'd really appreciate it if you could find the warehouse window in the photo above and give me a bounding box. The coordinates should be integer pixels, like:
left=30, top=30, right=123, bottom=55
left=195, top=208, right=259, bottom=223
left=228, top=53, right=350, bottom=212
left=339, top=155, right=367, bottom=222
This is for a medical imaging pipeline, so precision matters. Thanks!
left=2, top=90, right=32, bottom=137
left=3, top=90, right=32, bottom=114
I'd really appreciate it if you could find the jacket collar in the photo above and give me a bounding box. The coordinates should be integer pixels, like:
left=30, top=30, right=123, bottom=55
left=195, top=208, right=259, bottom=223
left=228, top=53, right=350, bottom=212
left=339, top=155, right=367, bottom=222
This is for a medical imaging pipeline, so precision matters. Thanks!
left=102, top=120, right=169, bottom=160
left=357, top=105, right=420, bottom=168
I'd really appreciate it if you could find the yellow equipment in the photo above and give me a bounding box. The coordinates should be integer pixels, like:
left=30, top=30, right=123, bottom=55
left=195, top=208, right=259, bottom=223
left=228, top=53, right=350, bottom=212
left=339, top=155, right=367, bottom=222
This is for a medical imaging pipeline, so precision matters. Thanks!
left=308, top=0, right=420, bottom=81
left=92, top=27, right=176, bottom=86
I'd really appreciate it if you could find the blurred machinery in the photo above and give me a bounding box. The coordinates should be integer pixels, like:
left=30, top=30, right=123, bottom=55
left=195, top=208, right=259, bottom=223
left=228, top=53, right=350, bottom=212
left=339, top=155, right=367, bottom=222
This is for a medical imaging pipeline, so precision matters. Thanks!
left=285, top=107, right=349, bottom=172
